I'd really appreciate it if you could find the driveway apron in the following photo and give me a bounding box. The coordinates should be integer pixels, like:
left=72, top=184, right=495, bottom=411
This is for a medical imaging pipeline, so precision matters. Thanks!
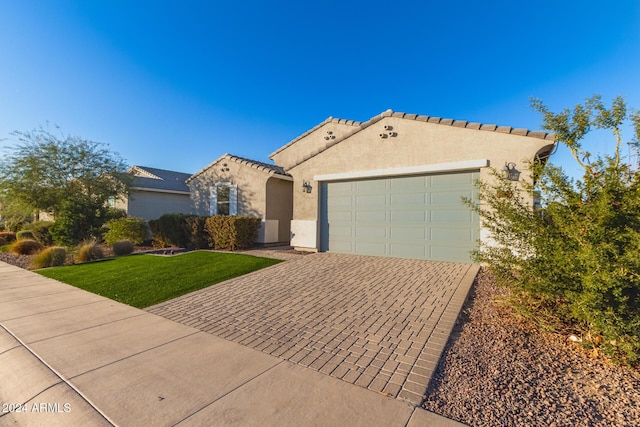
left=148, top=252, right=479, bottom=404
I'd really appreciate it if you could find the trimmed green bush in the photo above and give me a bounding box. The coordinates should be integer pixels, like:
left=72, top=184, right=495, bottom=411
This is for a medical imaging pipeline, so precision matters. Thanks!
left=21, top=221, right=54, bottom=246
left=149, top=214, right=210, bottom=249
left=16, top=230, right=36, bottom=241
left=205, top=216, right=261, bottom=250
left=0, top=231, right=17, bottom=243
left=103, top=217, right=148, bottom=245
left=76, top=239, right=104, bottom=263
left=32, top=246, right=67, bottom=268
left=112, top=240, right=134, bottom=256
left=12, top=239, right=43, bottom=255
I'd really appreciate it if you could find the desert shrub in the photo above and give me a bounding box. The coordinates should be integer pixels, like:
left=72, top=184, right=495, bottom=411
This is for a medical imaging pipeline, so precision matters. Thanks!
left=0, top=231, right=17, bottom=243
left=103, top=217, right=148, bottom=245
left=471, top=95, right=640, bottom=366
left=205, top=216, right=261, bottom=250
left=149, top=214, right=209, bottom=249
left=76, top=239, right=104, bottom=262
left=21, top=221, right=54, bottom=246
left=112, top=240, right=134, bottom=256
left=11, top=239, right=43, bottom=255
left=16, top=230, right=35, bottom=241
left=31, top=246, right=67, bottom=268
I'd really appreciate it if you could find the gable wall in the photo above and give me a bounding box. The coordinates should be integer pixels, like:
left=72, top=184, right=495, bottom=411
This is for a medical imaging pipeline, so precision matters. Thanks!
left=287, top=117, right=553, bottom=248
left=270, top=122, right=359, bottom=170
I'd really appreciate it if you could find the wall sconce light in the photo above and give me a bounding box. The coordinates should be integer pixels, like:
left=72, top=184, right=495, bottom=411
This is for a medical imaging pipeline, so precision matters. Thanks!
left=501, top=162, right=520, bottom=181
left=302, top=181, right=313, bottom=193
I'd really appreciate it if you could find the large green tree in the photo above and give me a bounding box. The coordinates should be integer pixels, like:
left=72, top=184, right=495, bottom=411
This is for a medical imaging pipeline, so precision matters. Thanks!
left=0, top=126, right=132, bottom=244
left=469, top=95, right=640, bottom=366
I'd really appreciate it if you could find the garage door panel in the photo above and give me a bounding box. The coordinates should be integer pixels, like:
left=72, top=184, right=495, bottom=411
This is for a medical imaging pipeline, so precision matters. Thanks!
left=430, top=209, right=475, bottom=223
left=356, top=194, right=387, bottom=206
left=391, top=193, right=426, bottom=205
left=390, top=176, right=427, bottom=190
left=356, top=226, right=387, bottom=238
left=390, top=244, right=427, bottom=258
left=430, top=227, right=475, bottom=242
left=390, top=227, right=426, bottom=239
left=356, top=211, right=387, bottom=222
left=356, top=180, right=387, bottom=193
left=355, top=241, right=387, bottom=256
left=324, top=171, right=479, bottom=262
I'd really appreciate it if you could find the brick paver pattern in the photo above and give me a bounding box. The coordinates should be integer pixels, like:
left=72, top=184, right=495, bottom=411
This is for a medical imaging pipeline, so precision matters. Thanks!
left=147, top=252, right=476, bottom=404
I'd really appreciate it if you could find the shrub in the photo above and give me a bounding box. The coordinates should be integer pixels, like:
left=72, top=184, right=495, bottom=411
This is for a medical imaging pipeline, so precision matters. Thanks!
left=149, top=214, right=210, bottom=249
left=0, top=231, right=17, bottom=243
left=0, top=237, right=8, bottom=247
left=11, top=239, right=43, bottom=255
left=21, top=221, right=54, bottom=246
left=471, top=95, right=640, bottom=366
left=205, top=216, right=261, bottom=250
left=112, top=240, right=134, bottom=256
left=16, top=230, right=35, bottom=241
left=76, top=239, right=104, bottom=262
left=103, top=217, right=148, bottom=245
left=31, top=246, right=67, bottom=268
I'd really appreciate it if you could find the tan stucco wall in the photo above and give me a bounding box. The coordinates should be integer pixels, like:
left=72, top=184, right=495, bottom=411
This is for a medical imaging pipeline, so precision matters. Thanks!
left=189, top=159, right=269, bottom=218
left=265, top=177, right=293, bottom=243
left=270, top=121, right=359, bottom=170
left=124, top=190, right=194, bottom=221
left=288, top=116, right=554, bottom=222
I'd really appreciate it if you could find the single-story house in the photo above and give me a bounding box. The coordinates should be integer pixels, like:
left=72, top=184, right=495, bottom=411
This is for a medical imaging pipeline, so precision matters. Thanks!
left=191, top=109, right=555, bottom=263
left=114, top=166, right=195, bottom=221
left=188, top=154, right=293, bottom=245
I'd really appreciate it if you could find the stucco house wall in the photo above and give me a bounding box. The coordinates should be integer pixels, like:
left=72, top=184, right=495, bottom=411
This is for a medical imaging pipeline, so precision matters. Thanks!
left=116, top=166, right=195, bottom=221
left=271, top=110, right=555, bottom=254
left=188, top=154, right=293, bottom=245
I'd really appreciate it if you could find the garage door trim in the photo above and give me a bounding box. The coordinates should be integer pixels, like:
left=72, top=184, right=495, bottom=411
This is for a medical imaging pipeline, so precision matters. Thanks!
left=314, top=159, right=488, bottom=182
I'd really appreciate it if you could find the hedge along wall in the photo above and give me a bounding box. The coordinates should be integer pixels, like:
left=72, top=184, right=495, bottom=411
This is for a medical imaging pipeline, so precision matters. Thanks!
left=148, top=214, right=210, bottom=249
left=205, top=216, right=261, bottom=250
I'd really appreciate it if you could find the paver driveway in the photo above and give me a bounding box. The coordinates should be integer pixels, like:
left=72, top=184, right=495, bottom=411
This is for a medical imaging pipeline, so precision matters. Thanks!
left=147, top=252, right=479, bottom=404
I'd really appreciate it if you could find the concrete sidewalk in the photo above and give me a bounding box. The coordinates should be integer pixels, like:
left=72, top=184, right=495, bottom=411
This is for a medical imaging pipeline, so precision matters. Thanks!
left=0, top=261, right=468, bottom=426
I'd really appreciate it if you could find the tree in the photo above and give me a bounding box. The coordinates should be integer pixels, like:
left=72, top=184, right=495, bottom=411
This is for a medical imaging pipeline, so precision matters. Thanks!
left=0, top=126, right=132, bottom=245
left=469, top=95, right=640, bottom=366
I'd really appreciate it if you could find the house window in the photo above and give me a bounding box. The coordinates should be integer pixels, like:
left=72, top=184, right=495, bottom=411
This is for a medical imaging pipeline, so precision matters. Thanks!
left=210, top=183, right=238, bottom=215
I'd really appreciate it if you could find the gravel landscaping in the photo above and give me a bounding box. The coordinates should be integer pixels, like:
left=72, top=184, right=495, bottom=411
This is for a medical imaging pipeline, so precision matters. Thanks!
left=423, top=269, right=640, bottom=427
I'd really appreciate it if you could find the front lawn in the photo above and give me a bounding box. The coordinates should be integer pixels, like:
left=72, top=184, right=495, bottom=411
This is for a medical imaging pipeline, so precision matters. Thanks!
left=37, top=251, right=282, bottom=308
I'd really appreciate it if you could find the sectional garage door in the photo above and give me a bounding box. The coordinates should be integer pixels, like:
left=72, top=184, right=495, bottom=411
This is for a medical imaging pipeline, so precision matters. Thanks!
left=319, top=171, right=480, bottom=263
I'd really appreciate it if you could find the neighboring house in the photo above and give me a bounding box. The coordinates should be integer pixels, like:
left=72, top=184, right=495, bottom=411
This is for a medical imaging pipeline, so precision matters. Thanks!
left=269, top=109, right=556, bottom=263
left=115, top=166, right=195, bottom=221
left=188, top=154, right=293, bottom=245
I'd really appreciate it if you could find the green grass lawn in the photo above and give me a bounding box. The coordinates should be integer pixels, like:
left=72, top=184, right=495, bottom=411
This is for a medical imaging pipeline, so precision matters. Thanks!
left=37, top=251, right=282, bottom=308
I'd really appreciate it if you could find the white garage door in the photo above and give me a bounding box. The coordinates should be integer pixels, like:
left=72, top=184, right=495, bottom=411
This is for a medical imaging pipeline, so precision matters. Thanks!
left=319, top=171, right=479, bottom=263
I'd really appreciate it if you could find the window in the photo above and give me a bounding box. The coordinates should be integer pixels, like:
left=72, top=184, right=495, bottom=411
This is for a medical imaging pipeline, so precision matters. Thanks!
left=210, top=183, right=237, bottom=215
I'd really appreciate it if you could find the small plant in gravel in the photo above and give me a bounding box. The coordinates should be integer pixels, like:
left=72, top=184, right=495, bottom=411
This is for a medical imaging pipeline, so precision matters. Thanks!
left=76, top=239, right=104, bottom=262
left=11, top=239, right=43, bottom=255
left=0, top=231, right=17, bottom=243
left=112, top=240, right=134, bottom=256
left=32, top=246, right=67, bottom=268
left=16, top=230, right=35, bottom=241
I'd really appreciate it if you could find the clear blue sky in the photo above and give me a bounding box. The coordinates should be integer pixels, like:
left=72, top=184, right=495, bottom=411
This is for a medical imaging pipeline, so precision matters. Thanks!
left=1, top=1, right=639, bottom=179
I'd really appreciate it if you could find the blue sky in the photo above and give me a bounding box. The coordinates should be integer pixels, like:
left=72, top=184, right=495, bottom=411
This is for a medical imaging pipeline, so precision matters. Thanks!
left=1, top=1, right=639, bottom=179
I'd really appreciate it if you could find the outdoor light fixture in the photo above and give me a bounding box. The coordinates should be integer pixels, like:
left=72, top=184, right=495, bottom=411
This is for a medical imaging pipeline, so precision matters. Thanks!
left=302, top=181, right=312, bottom=193
left=501, top=162, right=520, bottom=181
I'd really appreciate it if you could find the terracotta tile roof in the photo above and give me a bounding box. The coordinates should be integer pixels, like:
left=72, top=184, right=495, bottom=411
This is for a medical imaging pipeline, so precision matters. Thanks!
left=277, top=109, right=556, bottom=170
left=129, top=166, right=191, bottom=193
left=187, top=153, right=290, bottom=183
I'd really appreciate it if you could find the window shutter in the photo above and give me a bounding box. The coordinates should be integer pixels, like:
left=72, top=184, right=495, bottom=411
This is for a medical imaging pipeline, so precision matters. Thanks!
left=210, top=186, right=218, bottom=215
left=229, top=184, right=238, bottom=216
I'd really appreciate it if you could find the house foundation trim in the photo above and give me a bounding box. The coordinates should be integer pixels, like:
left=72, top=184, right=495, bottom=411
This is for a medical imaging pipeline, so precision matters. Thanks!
left=313, top=159, right=489, bottom=182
